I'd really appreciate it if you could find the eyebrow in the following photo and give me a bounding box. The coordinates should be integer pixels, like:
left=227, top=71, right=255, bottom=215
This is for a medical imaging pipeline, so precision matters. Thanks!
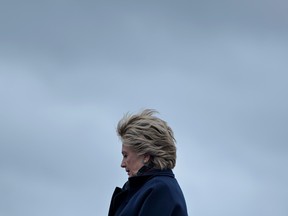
left=122, top=151, right=127, bottom=155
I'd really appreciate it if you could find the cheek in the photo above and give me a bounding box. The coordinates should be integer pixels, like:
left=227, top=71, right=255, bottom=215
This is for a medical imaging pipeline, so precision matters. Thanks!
left=128, top=158, right=138, bottom=168
left=132, top=159, right=143, bottom=170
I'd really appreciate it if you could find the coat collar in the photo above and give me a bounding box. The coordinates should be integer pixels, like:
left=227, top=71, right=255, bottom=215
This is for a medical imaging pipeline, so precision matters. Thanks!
left=126, top=168, right=174, bottom=190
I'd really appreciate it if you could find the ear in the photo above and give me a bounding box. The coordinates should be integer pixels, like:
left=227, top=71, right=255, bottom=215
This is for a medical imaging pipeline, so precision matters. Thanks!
left=143, top=154, right=150, bottom=164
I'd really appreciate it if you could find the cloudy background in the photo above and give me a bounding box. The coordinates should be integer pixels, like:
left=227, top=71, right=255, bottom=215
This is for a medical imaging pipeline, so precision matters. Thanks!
left=0, top=1, right=287, bottom=215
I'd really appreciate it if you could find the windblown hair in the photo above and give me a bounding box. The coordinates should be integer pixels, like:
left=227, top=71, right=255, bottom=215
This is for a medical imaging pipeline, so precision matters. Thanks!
left=117, top=109, right=177, bottom=169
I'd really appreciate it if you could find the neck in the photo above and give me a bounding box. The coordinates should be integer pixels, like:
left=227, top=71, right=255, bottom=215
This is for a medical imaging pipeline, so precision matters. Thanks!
left=136, top=164, right=154, bottom=176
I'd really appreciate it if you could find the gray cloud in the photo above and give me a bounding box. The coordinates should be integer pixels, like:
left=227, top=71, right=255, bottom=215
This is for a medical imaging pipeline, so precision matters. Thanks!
left=1, top=1, right=287, bottom=216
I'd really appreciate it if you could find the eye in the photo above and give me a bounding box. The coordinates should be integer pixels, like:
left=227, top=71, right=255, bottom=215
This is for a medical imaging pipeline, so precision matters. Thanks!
left=123, top=154, right=127, bottom=158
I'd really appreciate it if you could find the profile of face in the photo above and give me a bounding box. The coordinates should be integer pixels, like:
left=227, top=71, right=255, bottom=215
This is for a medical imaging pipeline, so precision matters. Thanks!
left=121, top=145, right=149, bottom=177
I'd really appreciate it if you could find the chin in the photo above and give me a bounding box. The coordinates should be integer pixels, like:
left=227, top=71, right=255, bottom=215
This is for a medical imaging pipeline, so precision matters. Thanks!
left=129, top=173, right=136, bottom=177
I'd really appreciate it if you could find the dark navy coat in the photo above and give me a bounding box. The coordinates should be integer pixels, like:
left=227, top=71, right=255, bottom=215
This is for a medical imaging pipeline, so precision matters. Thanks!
left=108, top=169, right=188, bottom=216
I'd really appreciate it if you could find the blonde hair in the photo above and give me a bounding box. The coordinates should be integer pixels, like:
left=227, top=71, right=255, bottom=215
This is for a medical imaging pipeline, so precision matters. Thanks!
left=117, top=109, right=176, bottom=169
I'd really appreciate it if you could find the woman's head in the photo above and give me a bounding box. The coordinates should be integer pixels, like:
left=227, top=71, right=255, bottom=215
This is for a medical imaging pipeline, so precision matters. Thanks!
left=117, top=109, right=176, bottom=170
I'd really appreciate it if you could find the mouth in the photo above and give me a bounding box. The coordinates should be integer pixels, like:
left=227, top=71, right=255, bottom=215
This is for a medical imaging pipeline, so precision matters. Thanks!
left=126, top=170, right=130, bottom=176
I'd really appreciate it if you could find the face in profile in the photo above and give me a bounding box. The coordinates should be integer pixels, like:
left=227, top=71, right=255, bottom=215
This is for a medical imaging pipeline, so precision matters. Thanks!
left=121, top=145, right=148, bottom=177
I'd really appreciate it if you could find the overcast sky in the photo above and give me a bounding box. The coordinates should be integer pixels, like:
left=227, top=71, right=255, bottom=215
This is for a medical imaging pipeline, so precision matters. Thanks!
left=0, top=1, right=288, bottom=216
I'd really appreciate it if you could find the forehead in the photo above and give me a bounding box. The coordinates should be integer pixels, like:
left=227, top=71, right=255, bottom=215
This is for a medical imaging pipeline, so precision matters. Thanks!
left=121, top=144, right=135, bottom=154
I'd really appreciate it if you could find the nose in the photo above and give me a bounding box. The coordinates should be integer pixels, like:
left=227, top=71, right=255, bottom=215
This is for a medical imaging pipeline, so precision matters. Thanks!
left=121, top=159, right=125, bottom=168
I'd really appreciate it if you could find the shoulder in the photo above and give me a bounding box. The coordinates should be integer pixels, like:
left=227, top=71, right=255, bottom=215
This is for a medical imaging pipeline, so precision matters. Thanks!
left=135, top=172, right=188, bottom=215
left=129, top=169, right=185, bottom=200
left=141, top=172, right=184, bottom=198
left=149, top=175, right=180, bottom=190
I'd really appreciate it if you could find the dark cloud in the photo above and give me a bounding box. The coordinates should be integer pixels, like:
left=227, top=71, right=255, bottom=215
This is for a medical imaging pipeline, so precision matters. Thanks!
left=1, top=1, right=287, bottom=216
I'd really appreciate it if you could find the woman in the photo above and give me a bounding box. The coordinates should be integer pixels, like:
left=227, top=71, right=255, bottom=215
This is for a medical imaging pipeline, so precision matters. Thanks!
left=108, top=109, right=188, bottom=216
